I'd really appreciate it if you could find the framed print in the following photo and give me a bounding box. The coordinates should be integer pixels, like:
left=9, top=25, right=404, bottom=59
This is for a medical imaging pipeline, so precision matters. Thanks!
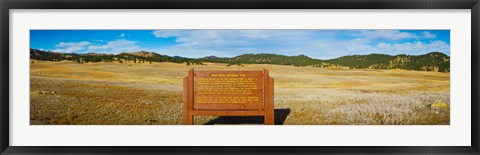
left=1, top=0, right=479, bottom=154
left=27, top=29, right=452, bottom=126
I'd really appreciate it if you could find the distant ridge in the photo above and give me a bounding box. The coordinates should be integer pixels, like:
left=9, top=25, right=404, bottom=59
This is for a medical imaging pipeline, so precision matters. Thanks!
left=30, top=48, right=449, bottom=72
left=30, top=49, right=204, bottom=65
left=199, top=52, right=449, bottom=72
left=324, top=52, right=449, bottom=72
left=201, top=55, right=220, bottom=59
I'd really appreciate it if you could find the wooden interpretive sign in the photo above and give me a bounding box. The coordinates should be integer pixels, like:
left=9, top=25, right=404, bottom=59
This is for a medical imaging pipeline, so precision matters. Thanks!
left=183, top=69, right=274, bottom=125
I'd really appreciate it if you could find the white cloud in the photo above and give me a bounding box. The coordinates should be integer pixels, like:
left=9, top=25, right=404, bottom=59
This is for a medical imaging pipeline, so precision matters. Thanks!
left=87, top=39, right=140, bottom=54
left=422, top=31, right=437, bottom=38
left=358, top=30, right=419, bottom=40
left=52, top=41, right=91, bottom=53
left=48, top=30, right=448, bottom=58
left=149, top=30, right=449, bottom=59
left=150, top=30, right=329, bottom=57
left=152, top=30, right=185, bottom=38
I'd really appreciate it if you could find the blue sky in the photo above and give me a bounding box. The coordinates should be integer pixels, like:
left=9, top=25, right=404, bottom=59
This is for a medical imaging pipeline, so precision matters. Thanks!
left=30, top=30, right=450, bottom=59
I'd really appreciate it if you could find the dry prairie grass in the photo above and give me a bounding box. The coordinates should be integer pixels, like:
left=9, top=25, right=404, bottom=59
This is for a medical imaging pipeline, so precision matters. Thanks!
left=30, top=60, right=449, bottom=125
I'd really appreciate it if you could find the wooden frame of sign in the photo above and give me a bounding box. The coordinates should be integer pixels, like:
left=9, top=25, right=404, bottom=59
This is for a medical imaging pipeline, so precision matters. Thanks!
left=183, top=69, right=274, bottom=125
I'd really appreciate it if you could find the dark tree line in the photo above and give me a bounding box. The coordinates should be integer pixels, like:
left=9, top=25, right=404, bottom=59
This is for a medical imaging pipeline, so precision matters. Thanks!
left=200, top=53, right=322, bottom=67
left=200, top=52, right=450, bottom=72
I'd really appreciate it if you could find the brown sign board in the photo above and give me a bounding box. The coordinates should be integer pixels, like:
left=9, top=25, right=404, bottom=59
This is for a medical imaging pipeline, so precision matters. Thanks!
left=183, top=69, right=274, bottom=125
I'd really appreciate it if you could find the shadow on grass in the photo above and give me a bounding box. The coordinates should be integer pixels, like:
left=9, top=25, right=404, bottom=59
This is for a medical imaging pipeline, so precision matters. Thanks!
left=203, top=108, right=291, bottom=125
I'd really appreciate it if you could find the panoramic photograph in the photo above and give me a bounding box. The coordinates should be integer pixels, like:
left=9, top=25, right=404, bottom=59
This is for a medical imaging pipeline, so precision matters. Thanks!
left=30, top=30, right=450, bottom=125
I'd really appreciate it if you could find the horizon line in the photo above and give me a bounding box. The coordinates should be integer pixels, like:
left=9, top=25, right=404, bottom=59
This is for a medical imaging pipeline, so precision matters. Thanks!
left=30, top=48, right=450, bottom=60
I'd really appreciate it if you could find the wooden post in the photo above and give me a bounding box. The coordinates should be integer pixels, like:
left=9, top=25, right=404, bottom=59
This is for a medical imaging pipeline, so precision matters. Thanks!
left=263, top=69, right=274, bottom=125
left=268, top=77, right=275, bottom=125
left=182, top=69, right=194, bottom=125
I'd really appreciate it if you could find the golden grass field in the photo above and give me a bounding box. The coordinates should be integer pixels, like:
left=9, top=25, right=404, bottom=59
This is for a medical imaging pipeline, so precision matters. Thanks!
left=30, top=60, right=450, bottom=125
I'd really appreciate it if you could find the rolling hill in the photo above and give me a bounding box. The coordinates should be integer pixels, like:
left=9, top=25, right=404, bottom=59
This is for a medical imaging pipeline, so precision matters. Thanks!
left=199, top=52, right=449, bottom=72
left=30, top=49, right=204, bottom=65
left=30, top=48, right=450, bottom=72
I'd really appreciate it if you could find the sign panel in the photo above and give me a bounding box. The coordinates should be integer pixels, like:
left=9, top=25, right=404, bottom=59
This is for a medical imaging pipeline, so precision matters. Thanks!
left=193, top=70, right=263, bottom=109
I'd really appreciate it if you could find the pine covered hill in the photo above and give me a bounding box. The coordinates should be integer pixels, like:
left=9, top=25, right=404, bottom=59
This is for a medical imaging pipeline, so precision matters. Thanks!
left=30, top=48, right=450, bottom=72
left=199, top=54, right=321, bottom=67
left=199, top=52, right=450, bottom=72
left=325, top=52, right=450, bottom=72
left=30, top=49, right=204, bottom=65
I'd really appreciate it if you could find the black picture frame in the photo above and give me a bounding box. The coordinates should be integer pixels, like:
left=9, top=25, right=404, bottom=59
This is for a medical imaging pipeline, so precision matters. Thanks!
left=1, top=0, right=479, bottom=154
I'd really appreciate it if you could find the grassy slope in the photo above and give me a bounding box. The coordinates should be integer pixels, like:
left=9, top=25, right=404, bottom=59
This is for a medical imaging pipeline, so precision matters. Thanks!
left=30, top=60, right=450, bottom=125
